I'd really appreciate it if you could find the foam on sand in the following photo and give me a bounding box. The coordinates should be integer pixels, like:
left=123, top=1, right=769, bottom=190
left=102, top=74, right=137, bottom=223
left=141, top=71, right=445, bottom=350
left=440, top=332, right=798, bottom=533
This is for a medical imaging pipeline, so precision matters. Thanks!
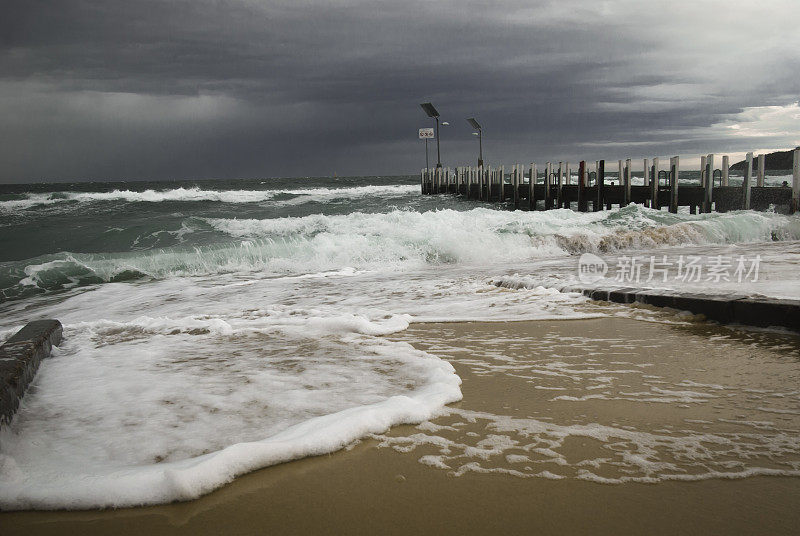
left=0, top=313, right=462, bottom=510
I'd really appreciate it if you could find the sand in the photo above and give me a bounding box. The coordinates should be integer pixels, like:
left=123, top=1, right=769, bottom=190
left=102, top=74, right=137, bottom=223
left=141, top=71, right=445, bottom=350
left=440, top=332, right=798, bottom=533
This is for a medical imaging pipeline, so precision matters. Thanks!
left=3, top=315, right=800, bottom=535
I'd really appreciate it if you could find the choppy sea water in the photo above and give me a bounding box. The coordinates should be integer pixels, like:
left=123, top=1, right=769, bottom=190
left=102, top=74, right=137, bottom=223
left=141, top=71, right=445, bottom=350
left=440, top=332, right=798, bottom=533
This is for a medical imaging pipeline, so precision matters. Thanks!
left=1, top=174, right=799, bottom=510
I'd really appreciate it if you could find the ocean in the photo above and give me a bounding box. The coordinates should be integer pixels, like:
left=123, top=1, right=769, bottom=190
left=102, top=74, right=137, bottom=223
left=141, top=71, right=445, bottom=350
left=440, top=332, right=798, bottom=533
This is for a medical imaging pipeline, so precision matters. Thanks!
left=1, top=173, right=800, bottom=510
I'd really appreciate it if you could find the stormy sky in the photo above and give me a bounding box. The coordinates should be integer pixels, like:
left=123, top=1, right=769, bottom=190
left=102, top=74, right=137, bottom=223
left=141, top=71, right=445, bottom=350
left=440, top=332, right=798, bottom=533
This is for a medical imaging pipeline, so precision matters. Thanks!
left=1, top=0, right=799, bottom=182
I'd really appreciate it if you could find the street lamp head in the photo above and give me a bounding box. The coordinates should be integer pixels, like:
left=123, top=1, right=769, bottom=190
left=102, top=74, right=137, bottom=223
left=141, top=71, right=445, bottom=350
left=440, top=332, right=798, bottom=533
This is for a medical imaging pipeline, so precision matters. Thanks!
left=472, top=132, right=479, bottom=136
left=420, top=102, right=439, bottom=118
left=467, top=117, right=482, bottom=130
left=442, top=121, right=450, bottom=126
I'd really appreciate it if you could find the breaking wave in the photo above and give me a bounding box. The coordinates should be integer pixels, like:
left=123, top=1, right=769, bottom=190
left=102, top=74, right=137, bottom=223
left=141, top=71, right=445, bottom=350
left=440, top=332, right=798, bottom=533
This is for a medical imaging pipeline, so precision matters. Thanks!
left=0, top=184, right=420, bottom=211
left=2, top=205, right=799, bottom=301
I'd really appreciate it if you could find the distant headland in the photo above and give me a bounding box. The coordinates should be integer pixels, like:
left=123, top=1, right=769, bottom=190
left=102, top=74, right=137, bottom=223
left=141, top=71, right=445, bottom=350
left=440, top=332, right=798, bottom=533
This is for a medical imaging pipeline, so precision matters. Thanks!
left=731, top=149, right=797, bottom=171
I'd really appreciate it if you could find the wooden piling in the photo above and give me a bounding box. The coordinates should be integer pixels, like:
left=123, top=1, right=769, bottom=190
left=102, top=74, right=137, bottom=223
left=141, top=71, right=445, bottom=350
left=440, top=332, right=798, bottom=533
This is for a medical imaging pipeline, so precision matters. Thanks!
left=742, top=153, right=753, bottom=210
left=705, top=153, right=714, bottom=213
left=597, top=160, right=606, bottom=211
left=578, top=161, right=587, bottom=212
left=513, top=164, right=520, bottom=209
left=651, top=157, right=659, bottom=209
left=624, top=158, right=632, bottom=205
left=793, top=147, right=800, bottom=213
left=545, top=162, right=552, bottom=210
left=478, top=166, right=484, bottom=201
left=643, top=158, right=650, bottom=208
left=757, top=154, right=765, bottom=187
left=669, top=156, right=679, bottom=213
left=499, top=165, right=505, bottom=202
left=557, top=162, right=564, bottom=208
left=529, top=163, right=537, bottom=210
left=722, top=156, right=729, bottom=186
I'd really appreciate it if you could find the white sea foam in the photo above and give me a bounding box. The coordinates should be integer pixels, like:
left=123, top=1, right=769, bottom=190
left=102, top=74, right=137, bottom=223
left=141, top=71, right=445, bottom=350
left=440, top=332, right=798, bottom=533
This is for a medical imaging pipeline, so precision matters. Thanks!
left=0, top=311, right=462, bottom=510
left=375, top=406, right=800, bottom=484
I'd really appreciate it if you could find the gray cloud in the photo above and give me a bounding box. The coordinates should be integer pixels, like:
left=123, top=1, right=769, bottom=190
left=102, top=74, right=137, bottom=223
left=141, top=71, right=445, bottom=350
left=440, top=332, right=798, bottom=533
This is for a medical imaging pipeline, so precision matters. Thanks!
left=1, top=0, right=799, bottom=182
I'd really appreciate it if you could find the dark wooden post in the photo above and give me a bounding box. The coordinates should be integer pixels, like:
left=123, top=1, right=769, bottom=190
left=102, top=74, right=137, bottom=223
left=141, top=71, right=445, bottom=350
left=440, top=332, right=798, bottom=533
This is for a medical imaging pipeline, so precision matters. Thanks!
left=669, top=156, right=679, bottom=213
left=578, top=160, right=587, bottom=212
left=499, top=165, right=505, bottom=202
left=651, top=158, right=659, bottom=209
left=597, top=160, right=605, bottom=211
left=793, top=147, right=800, bottom=213
left=707, top=156, right=713, bottom=211
left=741, top=153, right=752, bottom=209
left=624, top=158, right=631, bottom=205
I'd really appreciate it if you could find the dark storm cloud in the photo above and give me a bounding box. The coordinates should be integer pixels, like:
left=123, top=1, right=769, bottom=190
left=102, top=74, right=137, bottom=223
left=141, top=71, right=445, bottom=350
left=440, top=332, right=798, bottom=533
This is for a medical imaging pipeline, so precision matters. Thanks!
left=1, top=0, right=799, bottom=182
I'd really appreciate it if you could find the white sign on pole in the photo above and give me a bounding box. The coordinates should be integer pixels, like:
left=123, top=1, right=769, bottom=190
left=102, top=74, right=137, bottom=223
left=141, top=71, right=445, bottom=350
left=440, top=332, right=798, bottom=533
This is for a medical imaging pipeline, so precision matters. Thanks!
left=419, top=128, right=434, bottom=139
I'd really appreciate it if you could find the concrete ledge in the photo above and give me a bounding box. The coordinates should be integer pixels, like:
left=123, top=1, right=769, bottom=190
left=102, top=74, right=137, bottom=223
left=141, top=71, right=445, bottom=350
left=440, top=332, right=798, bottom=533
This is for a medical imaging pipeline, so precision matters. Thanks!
left=570, top=287, right=800, bottom=332
left=1, top=319, right=62, bottom=426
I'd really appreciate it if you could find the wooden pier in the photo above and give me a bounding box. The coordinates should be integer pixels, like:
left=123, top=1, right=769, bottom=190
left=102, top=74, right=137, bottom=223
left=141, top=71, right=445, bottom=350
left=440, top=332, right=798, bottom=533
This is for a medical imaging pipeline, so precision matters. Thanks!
left=421, top=149, right=800, bottom=214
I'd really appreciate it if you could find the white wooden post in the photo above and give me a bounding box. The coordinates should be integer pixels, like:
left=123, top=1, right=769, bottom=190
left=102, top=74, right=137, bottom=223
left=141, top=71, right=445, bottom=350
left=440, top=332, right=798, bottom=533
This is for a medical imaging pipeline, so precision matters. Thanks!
left=529, top=162, right=537, bottom=210
left=651, top=157, right=659, bottom=208
left=705, top=153, right=714, bottom=212
left=565, top=162, right=571, bottom=185
left=595, top=160, right=600, bottom=186
left=618, top=160, right=623, bottom=187
left=757, top=154, right=765, bottom=187
left=643, top=158, right=649, bottom=186
left=700, top=155, right=707, bottom=187
left=722, top=156, right=729, bottom=186
left=742, top=152, right=753, bottom=210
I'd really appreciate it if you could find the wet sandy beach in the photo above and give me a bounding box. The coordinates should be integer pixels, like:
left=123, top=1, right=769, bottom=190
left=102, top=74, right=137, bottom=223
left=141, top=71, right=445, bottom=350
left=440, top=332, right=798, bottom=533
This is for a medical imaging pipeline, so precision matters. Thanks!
left=4, top=316, right=800, bottom=535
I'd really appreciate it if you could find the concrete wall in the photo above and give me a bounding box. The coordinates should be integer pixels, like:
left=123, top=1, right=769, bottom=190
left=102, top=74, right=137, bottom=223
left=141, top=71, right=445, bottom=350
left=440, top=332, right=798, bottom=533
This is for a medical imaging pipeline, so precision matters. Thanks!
left=0, top=320, right=63, bottom=426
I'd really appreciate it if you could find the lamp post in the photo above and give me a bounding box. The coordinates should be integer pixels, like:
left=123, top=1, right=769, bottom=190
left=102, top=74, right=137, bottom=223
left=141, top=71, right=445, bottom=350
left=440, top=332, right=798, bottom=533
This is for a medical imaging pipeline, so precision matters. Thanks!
left=420, top=103, right=442, bottom=168
left=467, top=118, right=483, bottom=167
